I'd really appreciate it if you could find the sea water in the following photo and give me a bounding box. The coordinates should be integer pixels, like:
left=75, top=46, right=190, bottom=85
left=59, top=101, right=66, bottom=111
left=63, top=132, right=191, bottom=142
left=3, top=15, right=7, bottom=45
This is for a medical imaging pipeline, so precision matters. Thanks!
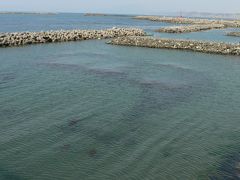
left=0, top=13, right=240, bottom=180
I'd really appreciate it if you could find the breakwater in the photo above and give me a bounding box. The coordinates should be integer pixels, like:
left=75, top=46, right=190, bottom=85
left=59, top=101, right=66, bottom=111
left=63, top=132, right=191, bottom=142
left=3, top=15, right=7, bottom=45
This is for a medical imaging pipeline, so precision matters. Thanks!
left=156, top=24, right=225, bottom=33
left=134, top=16, right=240, bottom=28
left=0, top=28, right=145, bottom=47
left=226, top=32, right=240, bottom=37
left=84, top=13, right=107, bottom=16
left=108, top=36, right=240, bottom=56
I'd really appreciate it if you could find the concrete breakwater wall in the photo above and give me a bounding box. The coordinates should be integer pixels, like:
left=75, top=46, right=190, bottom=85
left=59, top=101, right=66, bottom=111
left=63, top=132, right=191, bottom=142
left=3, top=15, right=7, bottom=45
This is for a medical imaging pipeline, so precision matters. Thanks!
left=156, top=24, right=225, bottom=33
left=108, top=36, right=240, bottom=56
left=226, top=32, right=240, bottom=37
left=134, top=16, right=240, bottom=28
left=0, top=28, right=145, bottom=48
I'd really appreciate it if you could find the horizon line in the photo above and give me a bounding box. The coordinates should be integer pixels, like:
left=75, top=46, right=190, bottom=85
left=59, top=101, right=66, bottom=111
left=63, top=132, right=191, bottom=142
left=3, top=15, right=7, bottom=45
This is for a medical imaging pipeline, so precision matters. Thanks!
left=0, top=10, right=240, bottom=16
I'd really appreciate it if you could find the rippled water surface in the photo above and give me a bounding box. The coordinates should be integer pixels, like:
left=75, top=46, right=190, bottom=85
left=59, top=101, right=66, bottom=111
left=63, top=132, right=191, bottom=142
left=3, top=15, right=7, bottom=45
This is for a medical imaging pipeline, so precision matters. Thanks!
left=1, top=14, right=240, bottom=180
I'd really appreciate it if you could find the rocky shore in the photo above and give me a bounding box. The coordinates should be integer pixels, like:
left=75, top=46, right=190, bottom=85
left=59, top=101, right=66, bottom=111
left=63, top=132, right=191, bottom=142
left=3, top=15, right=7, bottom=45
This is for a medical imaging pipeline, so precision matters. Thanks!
left=134, top=16, right=240, bottom=28
left=226, top=32, right=240, bottom=37
left=108, top=36, right=240, bottom=56
left=0, top=28, right=145, bottom=47
left=156, top=24, right=225, bottom=33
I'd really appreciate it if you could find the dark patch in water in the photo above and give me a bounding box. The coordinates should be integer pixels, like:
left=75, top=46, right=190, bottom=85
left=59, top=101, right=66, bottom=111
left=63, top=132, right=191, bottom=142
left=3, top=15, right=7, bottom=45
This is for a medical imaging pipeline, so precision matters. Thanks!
left=88, top=148, right=97, bottom=157
left=88, top=68, right=126, bottom=77
left=80, top=52, right=112, bottom=59
left=0, top=166, right=24, bottom=180
left=82, top=73, right=209, bottom=148
left=132, top=64, right=212, bottom=113
left=162, top=151, right=171, bottom=158
left=0, top=73, right=16, bottom=91
left=155, top=63, right=193, bottom=72
left=0, top=108, right=17, bottom=120
left=210, top=154, right=240, bottom=180
left=0, top=73, right=15, bottom=85
left=131, top=79, right=194, bottom=114
left=58, top=114, right=98, bottom=134
left=39, top=62, right=126, bottom=79
left=114, top=69, right=214, bottom=147
left=68, top=114, right=97, bottom=127
left=53, top=62, right=213, bottom=151
left=60, top=144, right=71, bottom=151
left=41, top=51, right=110, bottom=62
left=68, top=118, right=82, bottom=127
left=90, top=130, right=123, bottom=146
left=38, top=62, right=87, bottom=71
left=138, top=79, right=192, bottom=91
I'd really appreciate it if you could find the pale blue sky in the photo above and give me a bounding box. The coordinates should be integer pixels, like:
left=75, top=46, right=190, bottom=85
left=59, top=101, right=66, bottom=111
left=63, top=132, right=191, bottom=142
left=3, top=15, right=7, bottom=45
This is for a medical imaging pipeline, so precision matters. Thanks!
left=0, top=0, right=239, bottom=14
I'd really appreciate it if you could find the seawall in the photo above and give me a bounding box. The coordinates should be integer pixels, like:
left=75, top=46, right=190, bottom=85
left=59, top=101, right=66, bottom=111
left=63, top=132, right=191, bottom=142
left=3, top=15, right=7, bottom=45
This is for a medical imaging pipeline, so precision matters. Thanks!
left=108, top=36, right=240, bottom=56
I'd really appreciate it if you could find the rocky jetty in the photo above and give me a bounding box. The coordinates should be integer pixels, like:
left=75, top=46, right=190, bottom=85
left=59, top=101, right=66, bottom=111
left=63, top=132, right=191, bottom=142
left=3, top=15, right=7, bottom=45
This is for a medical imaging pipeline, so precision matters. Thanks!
left=134, top=16, right=240, bottom=28
left=226, top=32, right=240, bottom=37
left=84, top=13, right=107, bottom=16
left=156, top=24, right=225, bottom=33
left=108, top=36, right=240, bottom=56
left=0, top=28, right=145, bottom=48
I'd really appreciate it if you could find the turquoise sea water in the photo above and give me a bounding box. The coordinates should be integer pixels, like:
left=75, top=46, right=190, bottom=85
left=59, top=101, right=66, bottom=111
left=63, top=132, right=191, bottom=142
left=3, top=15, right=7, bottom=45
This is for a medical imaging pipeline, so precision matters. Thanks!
left=1, top=13, right=240, bottom=180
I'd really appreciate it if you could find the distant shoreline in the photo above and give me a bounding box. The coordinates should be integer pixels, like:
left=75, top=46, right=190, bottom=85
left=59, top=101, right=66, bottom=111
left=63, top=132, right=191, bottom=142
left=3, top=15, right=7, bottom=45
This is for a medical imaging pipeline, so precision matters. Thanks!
left=0, top=12, right=57, bottom=15
left=1, top=11, right=239, bottom=19
left=84, top=13, right=133, bottom=17
left=84, top=13, right=107, bottom=16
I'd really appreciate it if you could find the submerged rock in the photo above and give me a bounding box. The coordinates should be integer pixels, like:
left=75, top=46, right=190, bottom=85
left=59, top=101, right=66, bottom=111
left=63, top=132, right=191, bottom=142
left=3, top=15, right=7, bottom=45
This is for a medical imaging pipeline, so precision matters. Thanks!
left=108, top=36, right=240, bottom=56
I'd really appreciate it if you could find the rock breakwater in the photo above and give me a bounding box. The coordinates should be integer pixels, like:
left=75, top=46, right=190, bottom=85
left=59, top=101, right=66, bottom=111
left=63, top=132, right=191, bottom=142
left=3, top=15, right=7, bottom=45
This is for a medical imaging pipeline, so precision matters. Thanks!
left=226, top=32, right=240, bottom=37
left=0, top=28, right=145, bottom=48
left=108, top=36, right=240, bottom=56
left=84, top=13, right=107, bottom=16
left=156, top=24, right=225, bottom=33
left=134, top=16, right=240, bottom=28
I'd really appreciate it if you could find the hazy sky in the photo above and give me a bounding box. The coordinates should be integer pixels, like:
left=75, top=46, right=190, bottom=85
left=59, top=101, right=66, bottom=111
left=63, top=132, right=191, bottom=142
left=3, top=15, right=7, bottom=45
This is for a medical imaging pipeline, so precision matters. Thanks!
left=0, top=0, right=239, bottom=14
